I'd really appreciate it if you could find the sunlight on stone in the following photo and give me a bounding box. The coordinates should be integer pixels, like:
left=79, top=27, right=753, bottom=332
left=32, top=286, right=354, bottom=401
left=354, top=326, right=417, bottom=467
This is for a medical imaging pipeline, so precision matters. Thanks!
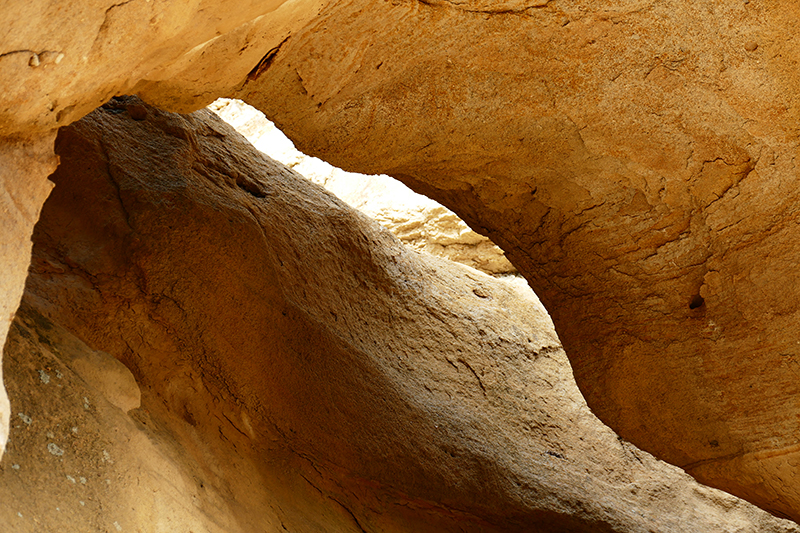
left=208, top=98, right=518, bottom=278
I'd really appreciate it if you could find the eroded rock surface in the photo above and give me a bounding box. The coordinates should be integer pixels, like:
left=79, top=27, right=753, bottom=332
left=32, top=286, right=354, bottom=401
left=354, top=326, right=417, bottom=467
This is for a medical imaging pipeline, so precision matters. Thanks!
left=4, top=0, right=800, bottom=522
left=0, top=0, right=329, bottom=464
left=4, top=98, right=796, bottom=531
left=236, top=0, right=800, bottom=519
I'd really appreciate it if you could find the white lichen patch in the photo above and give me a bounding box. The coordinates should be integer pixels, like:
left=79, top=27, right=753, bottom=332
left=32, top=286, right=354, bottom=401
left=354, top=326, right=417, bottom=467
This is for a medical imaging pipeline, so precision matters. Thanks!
left=38, top=370, right=50, bottom=384
left=66, top=475, right=76, bottom=484
left=83, top=397, right=90, bottom=410
left=114, top=521, right=122, bottom=531
left=18, top=413, right=32, bottom=425
left=47, top=443, right=65, bottom=456
left=11, top=464, right=20, bottom=470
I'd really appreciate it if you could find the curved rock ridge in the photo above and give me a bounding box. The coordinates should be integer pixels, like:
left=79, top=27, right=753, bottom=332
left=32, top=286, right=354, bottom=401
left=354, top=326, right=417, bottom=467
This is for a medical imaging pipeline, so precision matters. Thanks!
left=7, top=97, right=796, bottom=532
left=208, top=98, right=516, bottom=275
left=235, top=0, right=800, bottom=520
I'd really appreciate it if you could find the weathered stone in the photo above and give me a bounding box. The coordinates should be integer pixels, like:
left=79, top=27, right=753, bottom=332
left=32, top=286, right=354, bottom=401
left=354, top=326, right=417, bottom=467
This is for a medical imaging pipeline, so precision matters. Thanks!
left=237, top=0, right=800, bottom=520
left=3, top=0, right=800, bottom=523
left=0, top=0, right=328, bottom=465
left=9, top=98, right=797, bottom=532
left=208, top=98, right=516, bottom=275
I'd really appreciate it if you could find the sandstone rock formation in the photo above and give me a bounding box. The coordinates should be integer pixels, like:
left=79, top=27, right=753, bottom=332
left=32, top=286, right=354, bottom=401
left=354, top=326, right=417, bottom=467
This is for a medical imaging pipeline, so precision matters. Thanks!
left=208, top=98, right=516, bottom=275
left=3, top=0, right=800, bottom=525
left=4, top=98, right=796, bottom=532
left=0, top=0, right=326, bottom=138
left=235, top=0, right=800, bottom=520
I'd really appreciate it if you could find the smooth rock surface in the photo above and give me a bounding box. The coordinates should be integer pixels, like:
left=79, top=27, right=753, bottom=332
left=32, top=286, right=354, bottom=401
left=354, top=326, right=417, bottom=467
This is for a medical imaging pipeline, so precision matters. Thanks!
left=9, top=97, right=798, bottom=532
left=237, top=0, right=800, bottom=520
left=208, top=98, right=515, bottom=275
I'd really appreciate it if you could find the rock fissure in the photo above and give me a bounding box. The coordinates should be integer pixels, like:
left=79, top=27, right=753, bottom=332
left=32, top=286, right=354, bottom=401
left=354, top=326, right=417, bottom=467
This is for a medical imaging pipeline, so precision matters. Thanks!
left=247, top=36, right=291, bottom=82
left=457, top=358, right=487, bottom=396
left=328, top=496, right=370, bottom=533
left=102, top=147, right=136, bottom=234
left=417, top=0, right=551, bottom=15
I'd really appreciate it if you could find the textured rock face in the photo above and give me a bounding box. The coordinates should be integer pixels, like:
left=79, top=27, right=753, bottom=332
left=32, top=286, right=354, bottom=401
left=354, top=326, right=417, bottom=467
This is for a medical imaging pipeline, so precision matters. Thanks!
left=237, top=0, right=800, bottom=520
left=208, top=98, right=516, bottom=275
left=6, top=98, right=797, bottom=532
left=4, top=0, right=800, bottom=523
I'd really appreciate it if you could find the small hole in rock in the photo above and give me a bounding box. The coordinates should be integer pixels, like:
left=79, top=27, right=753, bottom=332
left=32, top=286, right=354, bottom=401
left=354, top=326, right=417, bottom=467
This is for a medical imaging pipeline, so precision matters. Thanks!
left=689, top=294, right=705, bottom=309
left=237, top=180, right=267, bottom=198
